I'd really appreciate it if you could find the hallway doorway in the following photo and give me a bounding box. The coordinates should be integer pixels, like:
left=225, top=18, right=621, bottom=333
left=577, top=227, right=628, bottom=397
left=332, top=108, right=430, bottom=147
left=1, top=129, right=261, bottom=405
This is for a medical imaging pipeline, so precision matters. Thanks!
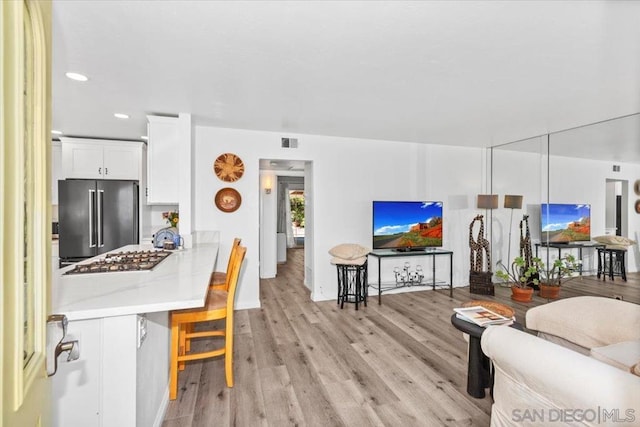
left=605, top=179, right=628, bottom=236
left=289, top=187, right=305, bottom=248
left=259, top=159, right=314, bottom=295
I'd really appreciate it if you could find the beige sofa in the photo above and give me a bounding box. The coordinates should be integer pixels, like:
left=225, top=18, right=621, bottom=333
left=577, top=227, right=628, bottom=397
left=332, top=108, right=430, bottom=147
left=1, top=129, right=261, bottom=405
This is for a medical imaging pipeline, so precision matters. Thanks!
left=481, top=296, right=640, bottom=427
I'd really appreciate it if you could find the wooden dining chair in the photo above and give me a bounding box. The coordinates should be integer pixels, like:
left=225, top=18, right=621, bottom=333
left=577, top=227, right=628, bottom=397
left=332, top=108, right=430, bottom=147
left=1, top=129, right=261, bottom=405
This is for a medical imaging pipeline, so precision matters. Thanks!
left=184, top=237, right=241, bottom=354
left=169, top=245, right=246, bottom=400
left=209, top=237, right=241, bottom=290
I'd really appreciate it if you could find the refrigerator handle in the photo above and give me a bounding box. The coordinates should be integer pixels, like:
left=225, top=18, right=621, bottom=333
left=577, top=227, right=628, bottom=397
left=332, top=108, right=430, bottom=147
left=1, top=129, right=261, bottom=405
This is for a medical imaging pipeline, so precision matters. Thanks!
left=98, top=189, right=104, bottom=248
left=89, top=190, right=96, bottom=248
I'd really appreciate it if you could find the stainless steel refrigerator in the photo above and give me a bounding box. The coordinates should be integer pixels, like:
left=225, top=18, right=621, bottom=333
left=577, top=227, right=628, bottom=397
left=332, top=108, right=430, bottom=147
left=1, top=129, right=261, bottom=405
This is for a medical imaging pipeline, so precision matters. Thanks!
left=58, top=179, right=139, bottom=265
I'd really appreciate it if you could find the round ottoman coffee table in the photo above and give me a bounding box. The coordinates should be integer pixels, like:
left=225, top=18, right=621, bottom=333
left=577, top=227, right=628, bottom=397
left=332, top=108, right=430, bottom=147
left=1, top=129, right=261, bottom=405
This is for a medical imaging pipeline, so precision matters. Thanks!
left=451, top=311, right=523, bottom=398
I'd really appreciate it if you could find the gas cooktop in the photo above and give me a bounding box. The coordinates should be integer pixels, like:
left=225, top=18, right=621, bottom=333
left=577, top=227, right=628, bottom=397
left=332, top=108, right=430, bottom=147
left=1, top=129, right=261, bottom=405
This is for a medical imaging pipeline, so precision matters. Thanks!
left=64, top=250, right=172, bottom=275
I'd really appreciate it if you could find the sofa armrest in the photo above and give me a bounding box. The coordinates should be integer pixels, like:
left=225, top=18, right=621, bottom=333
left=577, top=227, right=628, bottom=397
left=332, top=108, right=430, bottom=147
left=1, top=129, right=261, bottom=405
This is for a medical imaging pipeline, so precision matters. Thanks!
left=526, top=296, right=640, bottom=349
left=481, top=326, right=640, bottom=426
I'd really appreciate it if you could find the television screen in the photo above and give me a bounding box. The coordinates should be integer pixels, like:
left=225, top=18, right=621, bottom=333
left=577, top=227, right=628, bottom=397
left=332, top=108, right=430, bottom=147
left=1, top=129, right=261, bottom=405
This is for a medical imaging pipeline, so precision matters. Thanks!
left=540, top=203, right=591, bottom=243
left=373, top=201, right=443, bottom=250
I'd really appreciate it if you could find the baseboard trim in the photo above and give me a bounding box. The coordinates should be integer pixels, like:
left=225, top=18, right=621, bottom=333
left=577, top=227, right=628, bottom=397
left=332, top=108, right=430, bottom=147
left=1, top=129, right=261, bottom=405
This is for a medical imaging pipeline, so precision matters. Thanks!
left=153, top=385, right=170, bottom=427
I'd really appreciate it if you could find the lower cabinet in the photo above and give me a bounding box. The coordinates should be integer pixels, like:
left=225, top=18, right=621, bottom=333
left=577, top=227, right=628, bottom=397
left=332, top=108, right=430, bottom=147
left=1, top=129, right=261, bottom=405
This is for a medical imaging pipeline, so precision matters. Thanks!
left=52, top=313, right=169, bottom=427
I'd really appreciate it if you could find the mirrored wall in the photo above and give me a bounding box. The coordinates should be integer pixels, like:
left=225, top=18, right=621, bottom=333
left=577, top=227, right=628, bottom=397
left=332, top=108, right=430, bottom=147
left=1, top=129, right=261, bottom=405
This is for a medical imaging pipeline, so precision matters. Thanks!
left=491, top=113, right=640, bottom=275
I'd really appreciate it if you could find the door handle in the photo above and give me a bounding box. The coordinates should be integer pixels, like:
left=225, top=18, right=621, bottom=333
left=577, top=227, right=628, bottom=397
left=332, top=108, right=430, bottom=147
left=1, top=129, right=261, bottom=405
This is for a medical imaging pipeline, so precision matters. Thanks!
left=98, top=167, right=102, bottom=175
left=46, top=314, right=80, bottom=377
left=97, top=189, right=104, bottom=248
left=89, top=190, right=96, bottom=248
left=105, top=167, right=108, bottom=175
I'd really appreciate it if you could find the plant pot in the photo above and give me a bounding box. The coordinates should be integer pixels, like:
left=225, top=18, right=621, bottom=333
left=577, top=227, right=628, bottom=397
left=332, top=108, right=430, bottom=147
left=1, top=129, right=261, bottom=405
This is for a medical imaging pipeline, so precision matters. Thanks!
left=511, top=285, right=534, bottom=302
left=538, top=284, right=560, bottom=299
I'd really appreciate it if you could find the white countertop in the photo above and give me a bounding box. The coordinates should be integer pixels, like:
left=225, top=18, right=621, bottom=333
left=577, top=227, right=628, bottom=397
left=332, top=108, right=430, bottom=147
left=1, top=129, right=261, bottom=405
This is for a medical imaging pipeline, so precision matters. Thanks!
left=52, top=243, right=219, bottom=321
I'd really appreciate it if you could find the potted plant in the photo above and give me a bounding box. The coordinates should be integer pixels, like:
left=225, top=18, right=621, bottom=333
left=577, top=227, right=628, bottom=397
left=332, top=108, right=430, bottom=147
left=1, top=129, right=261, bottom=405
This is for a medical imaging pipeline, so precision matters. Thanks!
left=536, top=254, right=581, bottom=299
left=495, top=256, right=539, bottom=302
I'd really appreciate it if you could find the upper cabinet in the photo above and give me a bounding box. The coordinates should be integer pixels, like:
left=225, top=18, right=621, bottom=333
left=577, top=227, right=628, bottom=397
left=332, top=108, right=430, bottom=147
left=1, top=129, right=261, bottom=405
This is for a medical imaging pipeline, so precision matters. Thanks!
left=61, top=137, right=142, bottom=180
left=146, top=115, right=179, bottom=204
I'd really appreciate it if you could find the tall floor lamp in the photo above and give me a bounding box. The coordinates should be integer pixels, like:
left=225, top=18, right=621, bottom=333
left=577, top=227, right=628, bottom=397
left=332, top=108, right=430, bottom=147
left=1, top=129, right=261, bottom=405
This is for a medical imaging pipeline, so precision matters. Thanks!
left=504, top=195, right=523, bottom=265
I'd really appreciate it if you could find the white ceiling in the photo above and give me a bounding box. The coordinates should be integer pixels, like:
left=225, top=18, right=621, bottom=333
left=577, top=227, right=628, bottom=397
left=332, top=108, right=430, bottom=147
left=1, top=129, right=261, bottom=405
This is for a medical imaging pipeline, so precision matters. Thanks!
left=52, top=1, right=640, bottom=160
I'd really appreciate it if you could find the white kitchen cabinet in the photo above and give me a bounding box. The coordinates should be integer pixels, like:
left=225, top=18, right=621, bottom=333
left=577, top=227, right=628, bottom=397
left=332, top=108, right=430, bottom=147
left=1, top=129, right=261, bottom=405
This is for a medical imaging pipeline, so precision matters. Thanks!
left=146, top=115, right=179, bottom=204
left=51, top=141, right=63, bottom=204
left=61, top=137, right=141, bottom=180
left=52, top=315, right=137, bottom=427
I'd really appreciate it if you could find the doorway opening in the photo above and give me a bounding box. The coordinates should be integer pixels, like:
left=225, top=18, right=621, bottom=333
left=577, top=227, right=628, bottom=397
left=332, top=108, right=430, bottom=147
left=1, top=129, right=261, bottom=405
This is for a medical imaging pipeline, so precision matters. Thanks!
left=259, top=159, right=314, bottom=295
left=276, top=175, right=305, bottom=257
left=290, top=189, right=305, bottom=248
left=605, top=179, right=628, bottom=237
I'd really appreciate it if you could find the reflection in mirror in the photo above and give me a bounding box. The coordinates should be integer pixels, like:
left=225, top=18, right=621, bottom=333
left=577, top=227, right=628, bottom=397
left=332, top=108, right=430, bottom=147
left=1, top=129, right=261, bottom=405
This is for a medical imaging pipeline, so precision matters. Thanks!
left=491, top=136, right=549, bottom=273
left=548, top=113, right=640, bottom=273
left=492, top=112, right=640, bottom=279
left=549, top=113, right=640, bottom=165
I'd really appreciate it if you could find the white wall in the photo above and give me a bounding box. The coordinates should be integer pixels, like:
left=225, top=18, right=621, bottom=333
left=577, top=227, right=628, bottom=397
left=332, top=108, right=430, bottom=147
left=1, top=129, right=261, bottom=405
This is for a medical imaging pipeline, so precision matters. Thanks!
left=195, top=126, right=488, bottom=308
left=259, top=171, right=278, bottom=278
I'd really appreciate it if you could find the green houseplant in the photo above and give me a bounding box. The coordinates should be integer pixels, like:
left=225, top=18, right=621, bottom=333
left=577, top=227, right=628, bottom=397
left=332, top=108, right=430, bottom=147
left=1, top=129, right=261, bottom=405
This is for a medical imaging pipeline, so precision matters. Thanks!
left=495, top=256, right=539, bottom=302
left=536, top=253, right=581, bottom=299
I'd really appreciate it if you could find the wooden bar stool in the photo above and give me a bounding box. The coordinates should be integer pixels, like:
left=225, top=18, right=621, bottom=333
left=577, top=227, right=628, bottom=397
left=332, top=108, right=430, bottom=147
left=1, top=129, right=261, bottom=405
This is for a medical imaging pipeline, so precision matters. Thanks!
left=597, top=248, right=627, bottom=281
left=209, top=237, right=241, bottom=290
left=169, top=245, right=246, bottom=400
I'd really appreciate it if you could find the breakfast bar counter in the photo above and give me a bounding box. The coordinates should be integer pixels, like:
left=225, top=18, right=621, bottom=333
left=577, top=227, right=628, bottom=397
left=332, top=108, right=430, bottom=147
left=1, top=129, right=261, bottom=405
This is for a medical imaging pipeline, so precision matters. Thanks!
left=52, top=243, right=219, bottom=321
left=51, top=242, right=219, bottom=427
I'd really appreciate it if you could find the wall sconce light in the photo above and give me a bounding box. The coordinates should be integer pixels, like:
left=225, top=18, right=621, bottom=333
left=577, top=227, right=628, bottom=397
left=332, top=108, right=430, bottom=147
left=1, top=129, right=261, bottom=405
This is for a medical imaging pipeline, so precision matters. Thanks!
left=264, top=176, right=272, bottom=194
left=476, top=194, right=498, bottom=210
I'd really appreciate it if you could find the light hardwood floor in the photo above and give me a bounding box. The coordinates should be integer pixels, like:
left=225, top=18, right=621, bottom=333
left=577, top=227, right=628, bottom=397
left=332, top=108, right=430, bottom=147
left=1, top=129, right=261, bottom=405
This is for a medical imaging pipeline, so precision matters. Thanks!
left=162, top=248, right=640, bottom=427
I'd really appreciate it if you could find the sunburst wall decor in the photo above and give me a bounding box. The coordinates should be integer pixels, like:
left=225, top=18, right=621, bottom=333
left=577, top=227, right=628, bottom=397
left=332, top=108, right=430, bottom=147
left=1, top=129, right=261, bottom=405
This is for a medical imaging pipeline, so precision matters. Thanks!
left=213, top=153, right=245, bottom=182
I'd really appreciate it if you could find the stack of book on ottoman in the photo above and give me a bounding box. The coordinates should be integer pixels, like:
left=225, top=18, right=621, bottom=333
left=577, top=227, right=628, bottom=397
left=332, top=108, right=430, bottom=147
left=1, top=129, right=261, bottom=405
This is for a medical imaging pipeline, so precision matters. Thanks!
left=454, top=306, right=513, bottom=327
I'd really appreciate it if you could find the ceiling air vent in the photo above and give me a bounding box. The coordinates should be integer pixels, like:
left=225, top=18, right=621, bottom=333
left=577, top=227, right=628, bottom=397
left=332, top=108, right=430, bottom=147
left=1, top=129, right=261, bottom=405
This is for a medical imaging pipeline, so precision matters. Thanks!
left=281, top=137, right=298, bottom=148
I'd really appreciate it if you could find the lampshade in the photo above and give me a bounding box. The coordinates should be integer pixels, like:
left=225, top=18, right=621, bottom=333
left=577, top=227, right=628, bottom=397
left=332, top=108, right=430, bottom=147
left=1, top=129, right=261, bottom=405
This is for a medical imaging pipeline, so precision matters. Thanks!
left=504, top=195, right=523, bottom=209
left=477, top=194, right=498, bottom=209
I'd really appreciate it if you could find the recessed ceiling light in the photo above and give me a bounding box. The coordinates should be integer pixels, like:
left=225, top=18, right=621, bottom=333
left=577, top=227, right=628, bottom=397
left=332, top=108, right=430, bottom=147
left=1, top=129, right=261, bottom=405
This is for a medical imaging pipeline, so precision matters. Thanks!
left=65, top=72, right=88, bottom=82
left=141, top=136, right=148, bottom=140
left=114, top=113, right=129, bottom=119
left=51, top=130, right=62, bottom=135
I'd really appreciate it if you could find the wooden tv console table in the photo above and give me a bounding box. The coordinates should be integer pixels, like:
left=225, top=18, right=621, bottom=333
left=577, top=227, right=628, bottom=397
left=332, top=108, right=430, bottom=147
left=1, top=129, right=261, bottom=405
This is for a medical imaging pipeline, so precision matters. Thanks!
left=368, top=248, right=453, bottom=304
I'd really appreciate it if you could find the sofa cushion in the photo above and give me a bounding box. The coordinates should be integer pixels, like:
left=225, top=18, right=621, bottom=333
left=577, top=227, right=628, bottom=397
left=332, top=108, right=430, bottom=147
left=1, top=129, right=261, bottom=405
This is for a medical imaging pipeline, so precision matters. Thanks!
left=330, top=256, right=367, bottom=266
left=526, top=296, right=640, bottom=349
left=593, top=235, right=636, bottom=247
left=591, top=340, right=640, bottom=372
left=328, top=243, right=370, bottom=260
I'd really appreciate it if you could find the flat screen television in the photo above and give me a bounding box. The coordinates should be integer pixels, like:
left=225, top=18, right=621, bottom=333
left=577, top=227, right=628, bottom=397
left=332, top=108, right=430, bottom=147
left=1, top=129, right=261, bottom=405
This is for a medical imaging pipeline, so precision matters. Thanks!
left=540, top=203, right=591, bottom=243
left=372, top=201, right=443, bottom=250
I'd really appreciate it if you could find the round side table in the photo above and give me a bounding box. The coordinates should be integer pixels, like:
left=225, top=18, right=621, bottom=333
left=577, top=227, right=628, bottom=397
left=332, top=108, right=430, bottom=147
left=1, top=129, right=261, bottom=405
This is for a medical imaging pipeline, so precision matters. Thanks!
left=451, top=314, right=523, bottom=398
